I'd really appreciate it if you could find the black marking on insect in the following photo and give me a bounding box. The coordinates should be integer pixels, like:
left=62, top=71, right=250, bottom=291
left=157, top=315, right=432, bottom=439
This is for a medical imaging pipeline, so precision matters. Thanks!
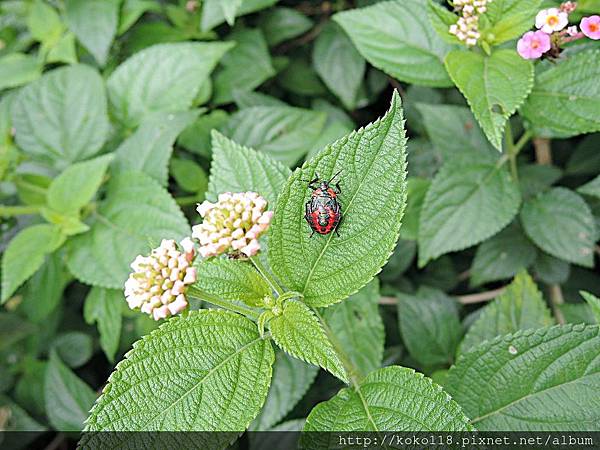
left=303, top=171, right=342, bottom=237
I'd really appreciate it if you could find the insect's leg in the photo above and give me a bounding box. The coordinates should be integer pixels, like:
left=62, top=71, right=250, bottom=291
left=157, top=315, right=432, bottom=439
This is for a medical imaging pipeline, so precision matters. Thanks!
left=310, top=230, right=315, bottom=238
left=334, top=181, right=341, bottom=194
left=334, top=212, right=343, bottom=237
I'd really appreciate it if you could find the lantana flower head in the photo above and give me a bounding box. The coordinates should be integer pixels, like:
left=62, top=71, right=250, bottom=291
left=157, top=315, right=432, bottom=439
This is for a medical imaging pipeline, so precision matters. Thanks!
left=192, top=192, right=273, bottom=258
left=517, top=30, right=552, bottom=59
left=581, top=15, right=600, bottom=39
left=535, top=8, right=569, bottom=33
left=124, top=238, right=196, bottom=320
left=448, top=0, right=493, bottom=47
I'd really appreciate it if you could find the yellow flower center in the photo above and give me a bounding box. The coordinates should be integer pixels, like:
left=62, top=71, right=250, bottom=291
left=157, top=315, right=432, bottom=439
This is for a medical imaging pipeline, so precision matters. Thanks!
left=546, top=15, right=558, bottom=26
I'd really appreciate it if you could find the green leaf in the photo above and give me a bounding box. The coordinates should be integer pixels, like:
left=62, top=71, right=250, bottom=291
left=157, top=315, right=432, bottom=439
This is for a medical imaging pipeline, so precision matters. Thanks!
left=250, top=351, right=317, bottom=430
left=107, top=42, right=232, bottom=127
left=0, top=53, right=41, bottom=91
left=221, top=106, right=327, bottom=167
left=0, top=312, right=34, bottom=352
left=233, top=90, right=286, bottom=108
left=84, top=310, right=274, bottom=439
left=566, top=134, right=600, bottom=176
left=0, top=395, right=47, bottom=434
left=195, top=259, right=271, bottom=307
left=47, top=154, right=114, bottom=215
left=66, top=172, right=190, bottom=289
left=119, top=0, right=161, bottom=34
left=27, top=0, right=63, bottom=44
left=84, top=287, right=123, bottom=362
left=269, top=92, right=407, bottom=307
left=207, top=131, right=291, bottom=207
left=447, top=324, right=600, bottom=430
left=484, top=0, right=543, bottom=44
left=303, top=366, right=472, bottom=443
left=400, top=177, right=430, bottom=241
left=578, top=174, right=600, bottom=199
left=45, top=351, right=96, bottom=431
left=200, top=0, right=277, bottom=31
left=170, top=158, right=208, bottom=194
left=460, top=271, right=553, bottom=354
left=519, top=164, right=562, bottom=198
left=46, top=32, right=78, bottom=65
left=427, top=0, right=461, bottom=45
left=580, top=291, right=600, bottom=323
left=533, top=252, right=570, bottom=285
left=12, top=64, right=109, bottom=168
left=52, top=332, right=94, bottom=369
left=470, top=222, right=538, bottom=286
left=322, top=280, right=384, bottom=378
left=313, top=23, right=366, bottom=110
left=397, top=287, right=462, bottom=367
left=259, top=7, right=313, bottom=46
left=178, top=110, right=229, bottom=158
left=277, top=56, right=327, bottom=97
left=418, top=154, right=521, bottom=266
left=334, top=0, right=455, bottom=87
left=65, top=0, right=120, bottom=65
left=213, top=28, right=275, bottom=105
left=521, top=50, right=600, bottom=138
left=1, top=224, right=65, bottom=303
left=113, top=111, right=198, bottom=185
left=269, top=300, right=347, bottom=382
left=445, top=49, right=534, bottom=151
left=520, top=187, right=595, bottom=268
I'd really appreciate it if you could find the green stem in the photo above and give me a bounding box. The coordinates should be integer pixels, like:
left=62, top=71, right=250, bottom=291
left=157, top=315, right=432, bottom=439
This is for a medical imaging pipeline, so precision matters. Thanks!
left=504, top=122, right=518, bottom=182
left=249, top=255, right=284, bottom=296
left=187, top=285, right=260, bottom=320
left=0, top=204, right=41, bottom=217
left=175, top=194, right=203, bottom=206
left=513, top=130, right=532, bottom=155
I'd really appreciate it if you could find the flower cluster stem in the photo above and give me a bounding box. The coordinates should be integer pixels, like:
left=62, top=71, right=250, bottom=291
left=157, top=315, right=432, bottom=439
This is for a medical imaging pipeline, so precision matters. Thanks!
left=0, top=204, right=41, bottom=217
left=187, top=285, right=261, bottom=320
left=249, top=255, right=284, bottom=297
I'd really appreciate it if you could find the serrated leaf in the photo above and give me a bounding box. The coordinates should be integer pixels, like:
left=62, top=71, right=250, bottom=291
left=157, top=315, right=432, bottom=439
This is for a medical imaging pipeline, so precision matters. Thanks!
left=207, top=131, right=291, bottom=207
left=418, top=154, right=521, bottom=266
left=484, top=0, right=543, bottom=44
left=334, top=0, right=455, bottom=87
left=113, top=111, right=198, bottom=185
left=221, top=105, right=327, bottom=166
left=397, top=287, right=462, bottom=367
left=107, top=42, right=232, bottom=127
left=269, top=92, right=407, bottom=307
left=83, top=310, right=274, bottom=443
left=45, top=351, right=96, bottom=431
left=578, top=175, right=600, bottom=199
left=195, top=259, right=271, bottom=307
left=250, top=351, right=317, bottom=431
left=447, top=324, right=600, bottom=430
left=313, top=23, right=366, bottom=110
left=303, top=366, right=472, bottom=444
left=460, top=271, right=553, bottom=354
left=0, top=53, right=41, bottom=91
left=445, top=49, right=534, bottom=150
left=213, top=28, right=275, bottom=105
left=259, top=7, right=313, bottom=46
left=580, top=291, right=600, bottom=323
left=12, top=64, right=109, bottom=168
left=521, top=50, right=600, bottom=138
left=323, top=280, right=384, bottom=378
left=65, top=0, right=120, bottom=66
left=84, top=287, right=123, bottom=362
left=470, top=222, right=538, bottom=286
left=269, top=300, right=347, bottom=382
left=200, top=0, right=277, bottom=31
left=1, top=224, right=65, bottom=303
left=520, top=187, right=595, bottom=268
left=66, top=172, right=190, bottom=289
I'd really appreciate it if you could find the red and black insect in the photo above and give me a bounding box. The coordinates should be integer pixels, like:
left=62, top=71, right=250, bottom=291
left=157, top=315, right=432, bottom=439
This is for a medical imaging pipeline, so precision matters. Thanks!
left=304, top=171, right=342, bottom=237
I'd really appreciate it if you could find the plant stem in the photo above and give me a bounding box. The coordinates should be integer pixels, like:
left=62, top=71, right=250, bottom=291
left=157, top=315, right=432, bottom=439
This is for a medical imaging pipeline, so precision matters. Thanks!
left=548, top=284, right=566, bottom=325
left=0, top=204, right=42, bottom=217
left=533, top=138, right=552, bottom=165
left=378, top=286, right=506, bottom=306
left=513, top=130, right=533, bottom=155
left=249, top=255, right=284, bottom=296
left=505, top=122, right=519, bottom=182
left=187, top=285, right=260, bottom=320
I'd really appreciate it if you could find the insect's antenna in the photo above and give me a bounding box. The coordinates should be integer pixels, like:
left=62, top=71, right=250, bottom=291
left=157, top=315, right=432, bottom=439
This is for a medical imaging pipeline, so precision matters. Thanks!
left=328, top=170, right=342, bottom=184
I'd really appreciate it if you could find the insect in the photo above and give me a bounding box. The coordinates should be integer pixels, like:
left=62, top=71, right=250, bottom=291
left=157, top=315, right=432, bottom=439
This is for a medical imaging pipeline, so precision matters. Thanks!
left=304, top=171, right=342, bottom=237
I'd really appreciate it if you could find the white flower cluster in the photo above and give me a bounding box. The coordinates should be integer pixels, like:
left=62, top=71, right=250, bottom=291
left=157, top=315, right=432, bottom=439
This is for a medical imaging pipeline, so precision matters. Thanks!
left=449, top=0, right=493, bottom=46
left=192, top=192, right=273, bottom=258
left=124, top=238, right=196, bottom=320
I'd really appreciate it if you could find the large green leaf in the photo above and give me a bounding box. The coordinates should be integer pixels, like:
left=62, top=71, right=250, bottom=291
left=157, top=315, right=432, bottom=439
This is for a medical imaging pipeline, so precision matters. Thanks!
left=445, top=49, right=533, bottom=150
left=84, top=287, right=123, bottom=362
left=269, top=300, right=347, bottom=382
left=484, top=0, right=543, bottom=44
left=303, top=366, right=472, bottom=446
left=221, top=105, right=327, bottom=166
left=269, top=92, right=407, bottom=307
left=459, top=271, right=553, bottom=354
left=397, top=287, right=462, bottom=367
left=418, top=154, right=521, bottom=266
left=207, top=131, right=291, bottom=206
left=0, top=53, right=41, bottom=91
left=323, top=280, right=384, bottom=378
left=66, top=172, right=190, bottom=289
left=12, top=64, right=109, bottom=168
left=65, top=0, right=120, bottom=65
left=521, top=50, right=600, bottom=138
left=520, top=188, right=595, bottom=268
left=83, top=310, right=274, bottom=443
left=107, top=42, right=232, bottom=127
left=334, top=0, right=454, bottom=87
left=447, top=324, right=600, bottom=430
left=1, top=224, right=65, bottom=303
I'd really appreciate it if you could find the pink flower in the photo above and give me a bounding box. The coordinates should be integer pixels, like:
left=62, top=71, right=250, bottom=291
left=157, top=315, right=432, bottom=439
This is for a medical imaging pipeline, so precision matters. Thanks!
left=581, top=16, right=600, bottom=40
left=536, top=8, right=569, bottom=33
left=517, top=31, right=552, bottom=59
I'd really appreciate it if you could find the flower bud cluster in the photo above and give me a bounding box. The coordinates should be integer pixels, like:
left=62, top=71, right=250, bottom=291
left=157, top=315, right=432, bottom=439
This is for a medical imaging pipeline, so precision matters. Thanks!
left=449, top=0, right=493, bottom=46
left=192, top=192, right=273, bottom=258
left=124, top=238, right=196, bottom=320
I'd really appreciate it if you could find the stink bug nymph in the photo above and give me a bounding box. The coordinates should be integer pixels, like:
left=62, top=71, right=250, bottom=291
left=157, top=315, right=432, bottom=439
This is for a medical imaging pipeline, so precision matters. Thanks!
left=304, top=171, right=342, bottom=237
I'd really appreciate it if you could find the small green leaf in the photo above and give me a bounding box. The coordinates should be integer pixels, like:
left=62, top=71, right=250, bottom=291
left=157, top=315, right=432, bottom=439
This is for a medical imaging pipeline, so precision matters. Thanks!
left=200, top=0, right=277, bottom=31
left=0, top=53, right=41, bottom=91
left=27, top=0, right=63, bottom=44
left=447, top=324, right=600, bottom=430
left=533, top=252, right=570, bottom=285
left=52, top=332, right=94, bottom=369
left=170, top=158, right=208, bottom=194
left=521, top=187, right=595, bottom=268
left=84, top=287, right=123, bottom=362
left=46, top=32, right=78, bottom=65
left=259, top=7, right=313, bottom=46
left=445, top=49, right=534, bottom=150
left=400, top=177, right=430, bottom=241
left=178, top=110, right=229, bottom=158
left=580, top=291, right=600, bottom=323
left=269, top=300, right=347, bottom=382
left=519, top=164, right=562, bottom=198
left=566, top=134, right=600, bottom=176
left=427, top=0, right=461, bottom=45
left=119, top=0, right=161, bottom=35
left=578, top=175, right=600, bottom=199
left=1, top=224, right=65, bottom=303
left=484, top=0, right=543, bottom=44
